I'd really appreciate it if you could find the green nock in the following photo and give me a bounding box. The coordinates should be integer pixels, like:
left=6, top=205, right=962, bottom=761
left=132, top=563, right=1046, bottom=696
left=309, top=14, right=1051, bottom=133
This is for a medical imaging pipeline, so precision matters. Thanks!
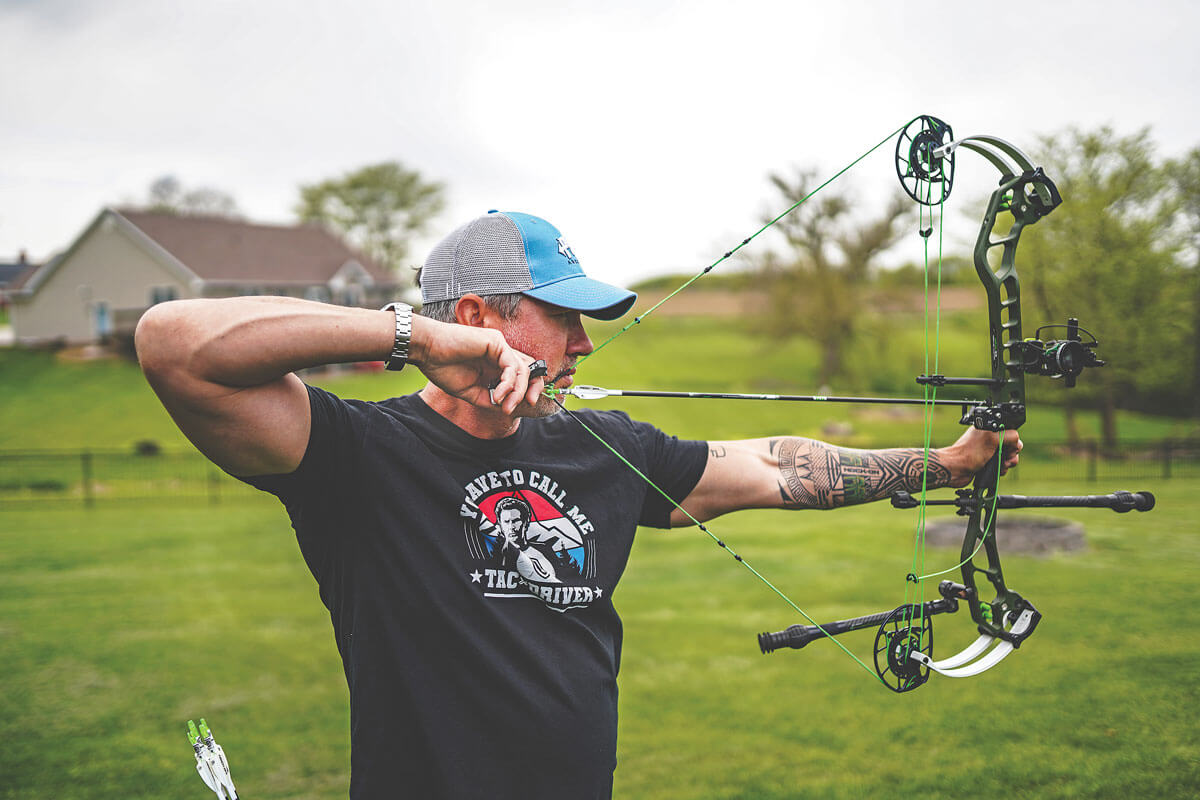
left=198, top=718, right=212, bottom=739
left=187, top=719, right=200, bottom=745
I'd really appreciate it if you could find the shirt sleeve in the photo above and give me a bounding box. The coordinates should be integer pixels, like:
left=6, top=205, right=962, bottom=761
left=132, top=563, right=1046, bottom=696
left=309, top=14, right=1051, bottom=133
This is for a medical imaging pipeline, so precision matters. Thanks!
left=234, top=385, right=371, bottom=587
left=630, top=417, right=709, bottom=529
left=237, top=384, right=366, bottom=503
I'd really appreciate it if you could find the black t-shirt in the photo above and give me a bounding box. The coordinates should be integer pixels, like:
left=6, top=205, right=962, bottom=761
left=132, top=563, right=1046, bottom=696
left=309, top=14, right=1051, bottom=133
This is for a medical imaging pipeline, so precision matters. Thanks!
left=243, top=386, right=708, bottom=799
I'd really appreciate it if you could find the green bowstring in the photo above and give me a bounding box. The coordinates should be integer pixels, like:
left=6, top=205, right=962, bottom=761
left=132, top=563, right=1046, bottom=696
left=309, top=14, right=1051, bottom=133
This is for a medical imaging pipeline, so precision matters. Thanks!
left=910, top=433, right=1005, bottom=584
left=905, top=178, right=1005, bottom=609
left=565, top=118, right=918, bottom=375
left=551, top=117, right=953, bottom=687
left=900, top=159, right=1005, bottom=665
left=553, top=397, right=884, bottom=685
left=901, top=179, right=1005, bottom=667
left=905, top=175, right=946, bottom=658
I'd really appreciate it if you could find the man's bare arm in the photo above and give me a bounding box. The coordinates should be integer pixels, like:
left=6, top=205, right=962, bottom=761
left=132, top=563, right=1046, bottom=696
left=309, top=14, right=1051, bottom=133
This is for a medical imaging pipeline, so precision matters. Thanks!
left=671, top=429, right=1020, bottom=526
left=135, top=297, right=402, bottom=476
left=135, top=296, right=542, bottom=477
left=767, top=437, right=952, bottom=508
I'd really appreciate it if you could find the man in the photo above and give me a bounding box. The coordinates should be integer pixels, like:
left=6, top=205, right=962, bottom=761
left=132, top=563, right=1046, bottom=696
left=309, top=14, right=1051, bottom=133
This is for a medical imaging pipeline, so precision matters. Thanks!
left=493, top=495, right=565, bottom=584
left=136, top=210, right=1019, bottom=799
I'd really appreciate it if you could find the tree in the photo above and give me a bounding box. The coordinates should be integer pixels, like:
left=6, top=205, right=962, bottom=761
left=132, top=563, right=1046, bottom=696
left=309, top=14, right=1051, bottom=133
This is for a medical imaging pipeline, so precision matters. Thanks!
left=143, top=175, right=241, bottom=217
left=1167, top=147, right=1200, bottom=418
left=757, top=169, right=911, bottom=385
left=1018, top=127, right=1187, bottom=446
left=295, top=161, right=445, bottom=274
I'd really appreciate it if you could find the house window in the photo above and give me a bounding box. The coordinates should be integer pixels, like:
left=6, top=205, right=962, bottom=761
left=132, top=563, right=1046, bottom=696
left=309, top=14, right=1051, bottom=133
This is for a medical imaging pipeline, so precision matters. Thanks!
left=150, top=286, right=178, bottom=305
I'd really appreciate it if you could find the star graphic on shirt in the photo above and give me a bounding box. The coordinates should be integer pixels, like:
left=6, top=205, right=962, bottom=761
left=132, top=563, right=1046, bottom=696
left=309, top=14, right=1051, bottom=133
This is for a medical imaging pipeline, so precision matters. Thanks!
left=469, top=570, right=482, bottom=583
left=594, top=587, right=603, bottom=598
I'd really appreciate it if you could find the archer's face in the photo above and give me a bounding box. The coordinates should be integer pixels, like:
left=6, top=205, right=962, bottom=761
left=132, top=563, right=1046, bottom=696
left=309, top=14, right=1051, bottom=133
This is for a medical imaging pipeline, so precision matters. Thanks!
left=499, top=297, right=593, bottom=417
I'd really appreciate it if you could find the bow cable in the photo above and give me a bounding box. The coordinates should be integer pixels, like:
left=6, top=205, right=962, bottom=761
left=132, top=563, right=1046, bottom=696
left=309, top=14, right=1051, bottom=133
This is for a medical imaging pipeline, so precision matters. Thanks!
left=910, top=164, right=951, bottom=659
left=551, top=118, right=918, bottom=384
left=551, top=396, right=884, bottom=684
left=543, top=117, right=956, bottom=686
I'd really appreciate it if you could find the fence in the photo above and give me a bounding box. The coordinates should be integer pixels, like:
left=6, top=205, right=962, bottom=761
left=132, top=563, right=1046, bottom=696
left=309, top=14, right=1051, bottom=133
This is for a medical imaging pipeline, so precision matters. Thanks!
left=0, top=439, right=1196, bottom=510
left=1007, top=438, right=1200, bottom=484
left=0, top=448, right=264, bottom=509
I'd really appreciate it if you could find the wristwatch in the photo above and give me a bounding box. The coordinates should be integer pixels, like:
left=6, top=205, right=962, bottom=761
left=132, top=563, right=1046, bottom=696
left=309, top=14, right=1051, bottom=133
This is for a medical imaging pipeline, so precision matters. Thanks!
left=381, top=302, right=413, bottom=371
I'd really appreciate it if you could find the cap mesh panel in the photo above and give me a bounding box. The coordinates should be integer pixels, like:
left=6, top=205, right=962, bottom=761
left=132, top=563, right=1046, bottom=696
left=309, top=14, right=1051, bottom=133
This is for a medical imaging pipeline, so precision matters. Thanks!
left=421, top=214, right=531, bottom=302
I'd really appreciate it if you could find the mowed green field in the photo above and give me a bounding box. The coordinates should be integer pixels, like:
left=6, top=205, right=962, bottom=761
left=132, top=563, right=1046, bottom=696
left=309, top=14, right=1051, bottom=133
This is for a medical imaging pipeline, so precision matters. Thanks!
left=2, top=482, right=1196, bottom=799
left=0, top=309, right=1195, bottom=452
left=1, top=310, right=1197, bottom=798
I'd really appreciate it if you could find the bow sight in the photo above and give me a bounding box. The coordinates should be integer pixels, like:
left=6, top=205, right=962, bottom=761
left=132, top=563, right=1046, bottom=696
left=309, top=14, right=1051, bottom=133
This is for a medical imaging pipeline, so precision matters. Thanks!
left=1015, top=319, right=1104, bottom=387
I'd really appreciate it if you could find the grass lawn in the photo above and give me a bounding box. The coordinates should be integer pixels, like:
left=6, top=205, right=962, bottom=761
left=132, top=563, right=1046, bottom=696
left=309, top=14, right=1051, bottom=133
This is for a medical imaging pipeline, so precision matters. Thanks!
left=1, top=473, right=1195, bottom=799
left=0, top=312, right=1194, bottom=454
left=613, top=476, right=1199, bottom=799
left=0, top=309, right=1196, bottom=798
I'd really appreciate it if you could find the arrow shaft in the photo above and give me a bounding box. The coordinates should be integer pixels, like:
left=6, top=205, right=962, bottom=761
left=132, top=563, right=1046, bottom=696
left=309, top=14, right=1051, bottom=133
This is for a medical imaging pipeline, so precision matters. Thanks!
left=569, top=386, right=969, bottom=406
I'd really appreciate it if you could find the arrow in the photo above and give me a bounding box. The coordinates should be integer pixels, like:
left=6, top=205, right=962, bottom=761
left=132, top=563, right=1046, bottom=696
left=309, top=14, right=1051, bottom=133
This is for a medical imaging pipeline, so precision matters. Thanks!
left=553, top=384, right=969, bottom=407
left=187, top=718, right=238, bottom=799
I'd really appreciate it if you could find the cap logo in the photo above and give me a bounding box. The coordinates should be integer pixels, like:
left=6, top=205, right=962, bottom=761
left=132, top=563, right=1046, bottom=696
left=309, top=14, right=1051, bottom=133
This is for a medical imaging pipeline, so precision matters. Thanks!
left=556, top=237, right=578, bottom=265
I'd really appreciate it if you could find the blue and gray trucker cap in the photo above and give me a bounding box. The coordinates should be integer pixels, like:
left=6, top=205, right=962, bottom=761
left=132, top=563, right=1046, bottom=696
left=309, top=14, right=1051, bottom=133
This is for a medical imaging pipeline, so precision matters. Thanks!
left=419, top=211, right=637, bottom=321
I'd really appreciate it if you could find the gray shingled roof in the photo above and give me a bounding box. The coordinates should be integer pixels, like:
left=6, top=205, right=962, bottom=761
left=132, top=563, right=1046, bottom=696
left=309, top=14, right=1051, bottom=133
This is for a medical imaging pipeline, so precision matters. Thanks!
left=0, top=262, right=34, bottom=287
left=117, top=210, right=395, bottom=285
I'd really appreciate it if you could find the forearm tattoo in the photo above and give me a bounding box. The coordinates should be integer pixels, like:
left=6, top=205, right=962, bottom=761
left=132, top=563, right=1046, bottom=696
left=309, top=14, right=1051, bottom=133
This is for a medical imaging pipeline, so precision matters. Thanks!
left=771, top=438, right=951, bottom=509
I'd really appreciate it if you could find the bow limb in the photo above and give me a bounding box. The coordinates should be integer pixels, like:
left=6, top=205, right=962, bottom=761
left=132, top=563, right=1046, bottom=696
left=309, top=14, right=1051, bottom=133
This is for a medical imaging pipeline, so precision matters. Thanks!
left=912, top=604, right=1040, bottom=678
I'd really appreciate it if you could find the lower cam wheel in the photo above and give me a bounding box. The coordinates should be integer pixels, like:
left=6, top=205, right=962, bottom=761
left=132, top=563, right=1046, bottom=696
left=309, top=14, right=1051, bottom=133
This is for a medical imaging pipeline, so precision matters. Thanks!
left=873, top=604, right=934, bottom=693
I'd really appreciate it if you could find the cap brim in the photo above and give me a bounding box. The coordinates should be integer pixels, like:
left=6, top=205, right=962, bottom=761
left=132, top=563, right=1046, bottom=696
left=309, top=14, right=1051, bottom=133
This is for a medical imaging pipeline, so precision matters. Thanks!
left=523, top=275, right=637, bottom=321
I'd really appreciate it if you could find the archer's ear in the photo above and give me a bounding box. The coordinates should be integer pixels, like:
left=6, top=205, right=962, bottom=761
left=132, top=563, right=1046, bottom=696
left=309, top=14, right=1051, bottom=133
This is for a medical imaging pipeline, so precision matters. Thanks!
left=454, top=295, right=489, bottom=327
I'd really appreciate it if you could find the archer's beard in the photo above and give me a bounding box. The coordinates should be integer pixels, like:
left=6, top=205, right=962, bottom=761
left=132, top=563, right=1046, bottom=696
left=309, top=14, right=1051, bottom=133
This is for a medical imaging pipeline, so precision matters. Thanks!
left=524, top=393, right=563, bottom=419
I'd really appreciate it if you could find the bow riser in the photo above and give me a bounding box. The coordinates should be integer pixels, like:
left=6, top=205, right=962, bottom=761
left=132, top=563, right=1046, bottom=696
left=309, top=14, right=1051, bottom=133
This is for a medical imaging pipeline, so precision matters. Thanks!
left=975, top=172, right=1029, bottom=409
left=959, top=150, right=1064, bottom=640
left=959, top=467, right=1039, bottom=640
left=960, top=170, right=1034, bottom=634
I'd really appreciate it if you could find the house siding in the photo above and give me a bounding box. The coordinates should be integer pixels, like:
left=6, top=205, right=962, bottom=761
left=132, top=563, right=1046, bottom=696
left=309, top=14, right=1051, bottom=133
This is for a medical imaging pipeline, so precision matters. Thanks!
left=11, top=209, right=402, bottom=345
left=13, top=216, right=191, bottom=344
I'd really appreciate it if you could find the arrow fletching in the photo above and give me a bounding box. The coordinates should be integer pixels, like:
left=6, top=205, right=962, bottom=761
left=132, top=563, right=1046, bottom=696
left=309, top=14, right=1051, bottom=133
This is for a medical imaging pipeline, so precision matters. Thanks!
left=566, top=385, right=616, bottom=400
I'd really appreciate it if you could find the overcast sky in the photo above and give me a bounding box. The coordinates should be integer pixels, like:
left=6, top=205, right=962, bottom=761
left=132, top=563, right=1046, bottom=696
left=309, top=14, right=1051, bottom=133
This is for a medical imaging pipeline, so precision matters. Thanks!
left=2, top=0, right=1197, bottom=288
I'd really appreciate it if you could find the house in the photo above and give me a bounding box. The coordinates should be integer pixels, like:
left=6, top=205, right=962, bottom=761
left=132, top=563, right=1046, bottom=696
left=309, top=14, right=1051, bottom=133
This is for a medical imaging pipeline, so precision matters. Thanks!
left=0, top=252, right=36, bottom=310
left=8, top=208, right=404, bottom=345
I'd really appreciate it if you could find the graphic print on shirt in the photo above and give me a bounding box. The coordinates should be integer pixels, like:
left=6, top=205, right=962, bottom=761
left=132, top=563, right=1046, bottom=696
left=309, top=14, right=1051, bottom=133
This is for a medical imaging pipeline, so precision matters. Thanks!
left=459, top=469, right=601, bottom=612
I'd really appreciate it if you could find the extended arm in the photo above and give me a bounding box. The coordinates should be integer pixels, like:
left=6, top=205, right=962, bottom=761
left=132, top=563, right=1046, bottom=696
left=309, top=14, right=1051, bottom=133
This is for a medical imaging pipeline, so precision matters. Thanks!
left=671, top=428, right=1020, bottom=525
left=135, top=296, right=543, bottom=476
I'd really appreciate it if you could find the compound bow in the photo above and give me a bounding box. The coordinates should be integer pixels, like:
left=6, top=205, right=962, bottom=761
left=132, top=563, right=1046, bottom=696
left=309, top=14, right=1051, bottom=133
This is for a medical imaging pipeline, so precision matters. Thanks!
left=550, top=115, right=1155, bottom=691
